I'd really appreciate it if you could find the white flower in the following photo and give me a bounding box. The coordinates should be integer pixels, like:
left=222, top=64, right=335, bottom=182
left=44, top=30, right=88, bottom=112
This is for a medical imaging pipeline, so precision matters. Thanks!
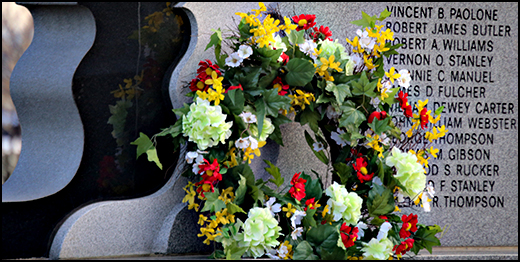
left=291, top=227, right=304, bottom=240
left=371, top=176, right=383, bottom=187
left=381, top=80, right=392, bottom=95
left=235, top=137, right=250, bottom=149
left=397, top=69, right=411, bottom=90
left=395, top=187, right=405, bottom=202
left=330, top=128, right=348, bottom=147
left=291, top=210, right=306, bottom=228
left=239, top=111, right=257, bottom=124
left=270, top=35, right=287, bottom=52
left=326, top=104, right=342, bottom=120
left=369, top=96, right=380, bottom=108
left=265, top=249, right=281, bottom=260
left=225, top=52, right=243, bottom=67
left=312, top=142, right=325, bottom=152
left=247, top=136, right=259, bottom=150
left=426, top=181, right=435, bottom=198
left=265, top=197, right=282, bottom=216
left=349, top=53, right=363, bottom=68
left=422, top=191, right=431, bottom=212
left=185, top=151, right=199, bottom=164
left=379, top=132, right=390, bottom=146
left=277, top=244, right=290, bottom=259
left=356, top=221, right=368, bottom=238
left=237, top=45, right=253, bottom=59
left=357, top=29, right=376, bottom=51
left=299, top=39, right=318, bottom=59
left=376, top=222, right=392, bottom=241
left=344, top=57, right=356, bottom=76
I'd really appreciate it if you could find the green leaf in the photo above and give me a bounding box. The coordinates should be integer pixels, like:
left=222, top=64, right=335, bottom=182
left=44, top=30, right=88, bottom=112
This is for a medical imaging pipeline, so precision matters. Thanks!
left=411, top=225, right=442, bottom=254
left=351, top=71, right=377, bottom=97
left=435, top=106, right=445, bottom=115
left=201, top=190, right=227, bottom=213
left=293, top=241, right=319, bottom=260
left=225, top=241, right=248, bottom=260
left=367, top=117, right=392, bottom=136
left=339, top=105, right=366, bottom=132
left=378, top=9, right=392, bottom=21
left=238, top=18, right=253, bottom=40
left=304, top=130, right=329, bottom=165
left=254, top=98, right=266, bottom=137
left=222, top=88, right=245, bottom=115
left=234, top=66, right=261, bottom=95
left=234, top=174, right=248, bottom=205
left=172, top=103, right=190, bottom=117
left=131, top=132, right=163, bottom=170
left=333, top=162, right=353, bottom=185
left=155, top=120, right=182, bottom=138
left=205, top=28, right=222, bottom=51
left=288, top=29, right=306, bottom=45
left=300, top=171, right=323, bottom=201
left=325, top=81, right=351, bottom=104
left=264, top=160, right=284, bottom=187
left=298, top=107, right=321, bottom=134
left=262, top=88, right=291, bottom=118
left=307, top=224, right=339, bottom=252
left=351, top=11, right=377, bottom=28
left=226, top=202, right=247, bottom=215
left=303, top=208, right=317, bottom=228
left=321, top=246, right=347, bottom=260
left=285, top=58, right=316, bottom=87
left=367, top=183, right=395, bottom=216
left=381, top=87, right=400, bottom=105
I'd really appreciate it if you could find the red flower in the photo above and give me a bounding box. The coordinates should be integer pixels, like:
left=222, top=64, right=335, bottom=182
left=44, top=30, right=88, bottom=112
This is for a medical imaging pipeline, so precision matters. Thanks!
left=311, top=25, right=333, bottom=42
left=339, top=223, right=359, bottom=248
left=304, top=197, right=319, bottom=211
left=289, top=172, right=307, bottom=201
left=273, top=77, right=290, bottom=96
left=419, top=108, right=429, bottom=129
left=397, top=91, right=413, bottom=118
left=399, top=213, right=418, bottom=239
left=292, top=14, right=316, bottom=31
left=368, top=111, right=387, bottom=124
left=352, top=157, right=374, bottom=183
left=195, top=180, right=214, bottom=198
left=197, top=59, right=220, bottom=75
left=345, top=148, right=363, bottom=162
left=280, top=52, right=290, bottom=65
left=393, top=238, right=414, bottom=256
left=225, top=84, right=243, bottom=93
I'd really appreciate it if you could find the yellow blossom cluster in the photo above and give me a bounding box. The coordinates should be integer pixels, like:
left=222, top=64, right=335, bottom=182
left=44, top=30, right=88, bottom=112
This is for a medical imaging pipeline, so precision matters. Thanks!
left=110, top=71, right=143, bottom=100
left=314, top=55, right=343, bottom=81
left=197, top=208, right=235, bottom=245
left=182, top=182, right=200, bottom=211
left=243, top=140, right=267, bottom=164
left=196, top=69, right=225, bottom=105
left=288, top=90, right=315, bottom=111
left=235, top=2, right=297, bottom=48
left=365, top=133, right=384, bottom=158
left=346, top=24, right=394, bottom=71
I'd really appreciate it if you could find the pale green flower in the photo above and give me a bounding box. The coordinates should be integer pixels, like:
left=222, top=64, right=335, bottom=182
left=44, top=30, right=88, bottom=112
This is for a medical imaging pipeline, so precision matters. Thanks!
left=243, top=106, right=275, bottom=142
left=325, top=181, right=363, bottom=225
left=238, top=207, right=282, bottom=258
left=385, top=147, right=426, bottom=199
left=182, top=97, right=233, bottom=150
left=344, top=58, right=356, bottom=76
left=361, top=237, right=394, bottom=260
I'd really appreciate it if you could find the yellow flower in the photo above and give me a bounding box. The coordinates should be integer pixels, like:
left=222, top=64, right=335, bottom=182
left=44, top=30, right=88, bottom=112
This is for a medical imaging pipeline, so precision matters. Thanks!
left=279, top=16, right=297, bottom=35
left=394, top=205, right=401, bottom=212
left=282, top=203, right=296, bottom=217
left=197, top=226, right=214, bottom=238
left=385, top=67, right=401, bottom=84
left=416, top=99, right=428, bottom=112
left=215, top=209, right=230, bottom=225
left=321, top=204, right=330, bottom=218
left=429, top=146, right=439, bottom=158
left=242, top=140, right=267, bottom=164
left=363, top=54, right=377, bottom=70
left=204, top=70, right=223, bottom=87
left=111, top=84, right=126, bottom=99
left=188, top=202, right=199, bottom=211
left=381, top=28, right=394, bottom=41
left=224, top=147, right=239, bottom=168
left=198, top=214, right=208, bottom=226
left=346, top=36, right=364, bottom=53
left=437, top=125, right=448, bottom=137
left=220, top=187, right=235, bottom=203
left=251, top=2, right=266, bottom=17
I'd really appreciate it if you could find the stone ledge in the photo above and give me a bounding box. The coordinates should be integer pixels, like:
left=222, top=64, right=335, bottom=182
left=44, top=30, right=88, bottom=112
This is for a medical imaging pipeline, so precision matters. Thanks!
left=414, top=246, right=518, bottom=260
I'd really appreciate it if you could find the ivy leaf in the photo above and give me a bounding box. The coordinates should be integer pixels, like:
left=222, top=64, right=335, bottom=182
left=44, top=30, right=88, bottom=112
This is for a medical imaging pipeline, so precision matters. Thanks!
left=325, top=81, right=351, bottom=104
left=351, top=71, right=377, bottom=97
left=222, top=88, right=245, bottom=115
left=264, top=160, right=284, bottom=188
left=225, top=241, right=248, bottom=260
left=205, top=28, right=222, bottom=51
left=131, top=132, right=163, bottom=170
left=201, top=190, right=227, bottom=213
left=367, top=183, right=395, bottom=216
left=367, top=117, right=392, bottom=136
left=381, top=87, right=400, bottom=105
left=226, top=202, right=246, bottom=215
left=411, top=225, right=442, bottom=254
left=234, top=66, right=261, bottom=96
left=293, top=241, right=319, bottom=260
left=285, top=58, right=316, bottom=87
left=262, top=88, right=291, bottom=118
left=339, top=104, right=366, bottom=133
left=303, top=208, right=317, bottom=228
left=155, top=120, right=182, bottom=138
left=350, top=11, right=377, bottom=28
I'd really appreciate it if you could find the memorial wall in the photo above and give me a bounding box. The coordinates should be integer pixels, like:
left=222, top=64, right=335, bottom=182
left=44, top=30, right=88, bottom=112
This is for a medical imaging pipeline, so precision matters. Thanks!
left=280, top=2, right=518, bottom=247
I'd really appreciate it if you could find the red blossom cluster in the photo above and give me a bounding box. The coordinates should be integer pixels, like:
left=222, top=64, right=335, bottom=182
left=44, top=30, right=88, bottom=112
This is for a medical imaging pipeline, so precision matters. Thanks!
left=310, top=25, right=333, bottom=42
left=393, top=238, right=415, bottom=256
left=419, top=108, right=429, bottom=129
left=339, top=223, right=359, bottom=248
left=189, top=60, right=222, bottom=92
left=396, top=91, right=413, bottom=118
left=273, top=76, right=289, bottom=96
left=289, top=172, right=307, bottom=201
left=292, top=14, right=316, bottom=31
left=194, top=158, right=222, bottom=198
left=304, top=197, right=318, bottom=211
left=399, top=213, right=418, bottom=239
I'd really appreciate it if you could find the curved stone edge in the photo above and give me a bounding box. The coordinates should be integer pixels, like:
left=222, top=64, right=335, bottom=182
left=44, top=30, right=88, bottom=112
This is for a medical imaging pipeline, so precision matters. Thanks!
left=3, top=4, right=95, bottom=202
left=49, top=143, right=190, bottom=259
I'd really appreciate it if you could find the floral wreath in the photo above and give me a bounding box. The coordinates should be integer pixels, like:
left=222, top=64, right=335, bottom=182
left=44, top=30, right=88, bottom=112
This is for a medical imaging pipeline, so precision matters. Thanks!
left=133, top=3, right=447, bottom=260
